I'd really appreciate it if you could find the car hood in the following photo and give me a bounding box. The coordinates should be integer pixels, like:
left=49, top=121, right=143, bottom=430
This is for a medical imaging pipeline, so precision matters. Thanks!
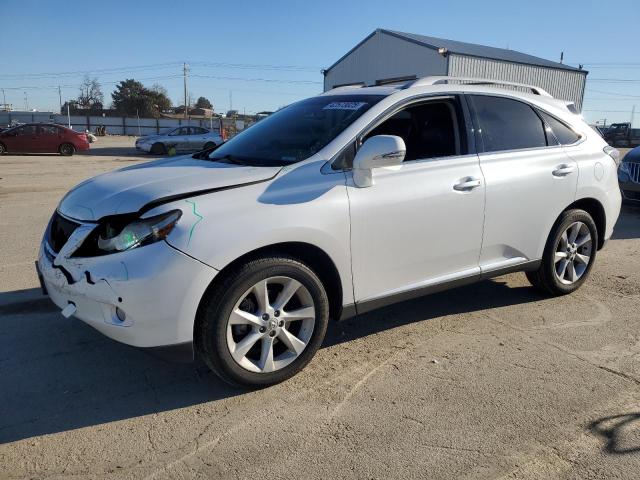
left=58, top=155, right=281, bottom=221
left=624, top=146, right=640, bottom=163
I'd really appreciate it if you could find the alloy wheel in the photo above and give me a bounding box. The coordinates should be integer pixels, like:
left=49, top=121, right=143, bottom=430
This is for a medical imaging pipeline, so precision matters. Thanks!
left=226, top=276, right=316, bottom=373
left=554, top=221, right=593, bottom=285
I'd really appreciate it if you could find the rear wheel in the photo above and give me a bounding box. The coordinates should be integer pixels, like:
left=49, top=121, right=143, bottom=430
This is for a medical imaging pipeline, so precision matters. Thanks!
left=196, top=256, right=329, bottom=387
left=526, top=209, right=598, bottom=295
left=150, top=142, right=166, bottom=155
left=59, top=143, right=75, bottom=156
left=0, top=143, right=6, bottom=154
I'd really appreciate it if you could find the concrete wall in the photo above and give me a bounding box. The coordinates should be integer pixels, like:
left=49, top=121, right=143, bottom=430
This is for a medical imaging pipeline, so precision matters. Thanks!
left=323, top=30, right=447, bottom=91
left=448, top=54, right=587, bottom=111
left=0, top=112, right=222, bottom=136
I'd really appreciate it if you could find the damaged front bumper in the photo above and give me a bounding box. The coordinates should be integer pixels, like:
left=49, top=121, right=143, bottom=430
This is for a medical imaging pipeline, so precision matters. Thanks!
left=37, top=220, right=218, bottom=360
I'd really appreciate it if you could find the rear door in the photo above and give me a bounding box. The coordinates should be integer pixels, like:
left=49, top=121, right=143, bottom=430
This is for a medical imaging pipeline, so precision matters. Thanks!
left=38, top=125, right=65, bottom=152
left=192, top=127, right=210, bottom=149
left=468, top=94, right=578, bottom=271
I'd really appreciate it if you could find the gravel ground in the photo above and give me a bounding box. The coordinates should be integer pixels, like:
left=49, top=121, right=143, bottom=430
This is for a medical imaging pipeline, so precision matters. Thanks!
left=1, top=137, right=639, bottom=479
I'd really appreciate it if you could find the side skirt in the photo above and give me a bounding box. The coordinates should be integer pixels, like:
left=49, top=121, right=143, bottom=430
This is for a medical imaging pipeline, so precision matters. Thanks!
left=338, top=259, right=541, bottom=321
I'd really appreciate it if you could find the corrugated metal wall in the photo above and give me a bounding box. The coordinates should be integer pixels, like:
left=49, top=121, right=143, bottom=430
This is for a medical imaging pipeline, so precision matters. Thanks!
left=324, top=31, right=447, bottom=91
left=448, top=54, right=587, bottom=110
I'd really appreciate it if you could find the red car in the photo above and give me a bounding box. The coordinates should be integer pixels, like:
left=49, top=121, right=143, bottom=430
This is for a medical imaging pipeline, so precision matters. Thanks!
left=0, top=123, right=90, bottom=155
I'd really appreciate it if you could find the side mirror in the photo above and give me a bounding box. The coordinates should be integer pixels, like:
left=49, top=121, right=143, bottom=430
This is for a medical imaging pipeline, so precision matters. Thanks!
left=352, top=135, right=406, bottom=187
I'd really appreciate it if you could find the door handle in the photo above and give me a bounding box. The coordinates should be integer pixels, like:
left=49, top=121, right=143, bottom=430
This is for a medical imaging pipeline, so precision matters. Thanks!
left=552, top=164, right=575, bottom=177
left=453, top=177, right=482, bottom=191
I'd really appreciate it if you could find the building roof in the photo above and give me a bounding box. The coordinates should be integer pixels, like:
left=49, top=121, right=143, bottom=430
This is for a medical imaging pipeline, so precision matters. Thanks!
left=325, top=29, right=585, bottom=74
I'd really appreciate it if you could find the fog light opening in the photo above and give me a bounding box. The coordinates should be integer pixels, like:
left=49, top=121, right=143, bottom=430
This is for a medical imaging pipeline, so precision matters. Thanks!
left=115, top=307, right=127, bottom=322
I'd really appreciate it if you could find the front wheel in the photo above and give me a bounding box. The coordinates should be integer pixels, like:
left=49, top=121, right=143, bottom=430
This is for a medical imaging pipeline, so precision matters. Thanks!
left=526, top=209, right=598, bottom=295
left=0, top=143, right=6, bottom=154
left=203, top=142, right=216, bottom=150
left=59, top=143, right=75, bottom=156
left=196, top=256, right=329, bottom=387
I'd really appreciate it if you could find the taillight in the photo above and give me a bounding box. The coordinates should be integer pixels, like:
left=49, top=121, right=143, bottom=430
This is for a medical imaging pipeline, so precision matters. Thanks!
left=604, top=146, right=621, bottom=167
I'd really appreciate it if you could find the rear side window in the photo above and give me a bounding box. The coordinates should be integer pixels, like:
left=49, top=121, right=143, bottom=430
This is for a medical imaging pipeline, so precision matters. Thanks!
left=537, top=110, right=581, bottom=145
left=470, top=95, right=547, bottom=152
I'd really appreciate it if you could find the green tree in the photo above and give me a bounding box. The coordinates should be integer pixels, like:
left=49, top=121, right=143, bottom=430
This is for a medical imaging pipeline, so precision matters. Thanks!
left=111, top=79, right=172, bottom=117
left=195, top=96, right=212, bottom=109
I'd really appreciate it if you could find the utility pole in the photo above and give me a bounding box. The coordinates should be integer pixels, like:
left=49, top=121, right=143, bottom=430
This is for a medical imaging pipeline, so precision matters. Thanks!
left=229, top=90, right=233, bottom=112
left=24, top=91, right=28, bottom=111
left=58, top=86, right=62, bottom=112
left=1, top=88, right=5, bottom=109
left=183, top=63, right=189, bottom=119
left=631, top=105, right=636, bottom=127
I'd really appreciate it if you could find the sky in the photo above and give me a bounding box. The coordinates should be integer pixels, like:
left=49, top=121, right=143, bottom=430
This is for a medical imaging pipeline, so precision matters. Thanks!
left=1, top=0, right=639, bottom=126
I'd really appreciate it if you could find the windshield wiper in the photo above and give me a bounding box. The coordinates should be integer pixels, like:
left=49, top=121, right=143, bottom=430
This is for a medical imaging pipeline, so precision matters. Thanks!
left=208, top=154, right=250, bottom=166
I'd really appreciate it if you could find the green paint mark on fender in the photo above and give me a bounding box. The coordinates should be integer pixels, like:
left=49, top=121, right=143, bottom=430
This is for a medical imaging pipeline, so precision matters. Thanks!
left=185, top=200, right=204, bottom=246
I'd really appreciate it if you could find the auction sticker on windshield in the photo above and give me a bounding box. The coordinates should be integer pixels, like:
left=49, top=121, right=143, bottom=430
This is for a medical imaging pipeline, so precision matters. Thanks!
left=323, top=102, right=368, bottom=110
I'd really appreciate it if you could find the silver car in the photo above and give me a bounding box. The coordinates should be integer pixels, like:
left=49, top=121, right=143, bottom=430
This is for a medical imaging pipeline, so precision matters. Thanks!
left=135, top=126, right=223, bottom=155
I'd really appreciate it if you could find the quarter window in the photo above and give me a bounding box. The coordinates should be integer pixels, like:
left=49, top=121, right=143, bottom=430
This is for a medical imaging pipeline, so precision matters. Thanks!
left=537, top=110, right=581, bottom=145
left=470, top=95, right=547, bottom=152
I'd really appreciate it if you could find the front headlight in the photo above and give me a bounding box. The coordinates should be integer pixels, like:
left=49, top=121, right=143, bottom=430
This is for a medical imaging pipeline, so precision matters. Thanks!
left=97, top=210, right=182, bottom=252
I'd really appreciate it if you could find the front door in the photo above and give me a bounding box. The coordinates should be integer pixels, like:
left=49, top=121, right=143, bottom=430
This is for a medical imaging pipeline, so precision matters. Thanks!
left=347, top=97, right=485, bottom=307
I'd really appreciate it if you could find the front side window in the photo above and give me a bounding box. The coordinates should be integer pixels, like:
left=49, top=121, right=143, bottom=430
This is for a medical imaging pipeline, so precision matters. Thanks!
left=537, top=110, right=581, bottom=145
left=208, top=94, right=384, bottom=167
left=363, top=99, right=464, bottom=162
left=14, top=125, right=38, bottom=136
left=470, top=95, right=547, bottom=152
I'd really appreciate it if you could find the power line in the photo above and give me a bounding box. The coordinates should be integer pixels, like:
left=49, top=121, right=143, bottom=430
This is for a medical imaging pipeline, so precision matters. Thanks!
left=583, top=109, right=638, bottom=114
left=586, top=89, right=640, bottom=99
left=0, top=60, right=322, bottom=80
left=190, top=74, right=321, bottom=85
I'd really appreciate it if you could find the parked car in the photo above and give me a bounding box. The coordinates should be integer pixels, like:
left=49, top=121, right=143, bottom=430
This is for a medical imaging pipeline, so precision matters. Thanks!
left=0, top=123, right=90, bottom=155
left=135, top=126, right=223, bottom=155
left=618, top=146, right=640, bottom=203
left=604, top=122, right=640, bottom=148
left=37, top=77, right=621, bottom=387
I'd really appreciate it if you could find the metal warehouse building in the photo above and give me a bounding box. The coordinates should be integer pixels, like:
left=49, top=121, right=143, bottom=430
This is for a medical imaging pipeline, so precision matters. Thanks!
left=323, top=29, right=588, bottom=110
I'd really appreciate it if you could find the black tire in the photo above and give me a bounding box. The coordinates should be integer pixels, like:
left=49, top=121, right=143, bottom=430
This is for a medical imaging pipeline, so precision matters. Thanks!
left=150, top=142, right=166, bottom=155
left=59, top=143, right=75, bottom=156
left=0, top=143, right=6, bottom=154
left=203, top=142, right=216, bottom=150
left=526, top=209, right=598, bottom=296
left=196, top=256, right=329, bottom=388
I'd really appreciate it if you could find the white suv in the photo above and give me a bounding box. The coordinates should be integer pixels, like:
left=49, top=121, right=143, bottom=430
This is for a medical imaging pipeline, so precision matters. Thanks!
left=37, top=77, right=622, bottom=387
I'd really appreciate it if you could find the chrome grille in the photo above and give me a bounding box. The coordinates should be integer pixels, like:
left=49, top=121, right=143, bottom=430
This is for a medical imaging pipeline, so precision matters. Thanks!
left=628, top=162, right=640, bottom=183
left=47, top=211, right=80, bottom=253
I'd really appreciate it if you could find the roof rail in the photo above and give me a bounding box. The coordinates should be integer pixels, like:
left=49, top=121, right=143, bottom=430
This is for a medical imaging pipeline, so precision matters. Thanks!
left=323, top=83, right=366, bottom=94
left=404, top=76, right=553, bottom=97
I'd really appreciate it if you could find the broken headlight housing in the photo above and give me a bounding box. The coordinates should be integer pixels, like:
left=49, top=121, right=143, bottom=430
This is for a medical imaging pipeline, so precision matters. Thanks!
left=98, top=210, right=182, bottom=252
left=74, top=210, right=182, bottom=257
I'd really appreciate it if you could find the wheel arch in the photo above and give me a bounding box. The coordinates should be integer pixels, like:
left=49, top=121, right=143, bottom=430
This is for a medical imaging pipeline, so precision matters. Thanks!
left=564, top=197, right=606, bottom=249
left=195, top=241, right=344, bottom=333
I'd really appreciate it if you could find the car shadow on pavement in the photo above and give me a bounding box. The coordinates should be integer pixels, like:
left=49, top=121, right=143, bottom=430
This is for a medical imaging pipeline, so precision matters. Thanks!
left=82, top=146, right=147, bottom=157
left=323, top=277, right=543, bottom=347
left=589, top=413, right=640, bottom=454
left=612, top=205, right=640, bottom=240
left=0, top=278, right=543, bottom=444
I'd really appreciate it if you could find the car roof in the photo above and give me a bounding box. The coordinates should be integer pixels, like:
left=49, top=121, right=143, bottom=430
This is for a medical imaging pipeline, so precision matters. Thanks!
left=321, top=76, right=574, bottom=116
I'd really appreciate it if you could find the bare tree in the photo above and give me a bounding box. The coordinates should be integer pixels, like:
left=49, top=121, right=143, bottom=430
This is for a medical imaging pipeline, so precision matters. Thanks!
left=77, top=75, right=104, bottom=110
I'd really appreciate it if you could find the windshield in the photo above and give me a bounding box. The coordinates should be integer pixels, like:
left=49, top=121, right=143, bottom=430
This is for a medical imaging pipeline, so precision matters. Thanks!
left=208, top=94, right=385, bottom=167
